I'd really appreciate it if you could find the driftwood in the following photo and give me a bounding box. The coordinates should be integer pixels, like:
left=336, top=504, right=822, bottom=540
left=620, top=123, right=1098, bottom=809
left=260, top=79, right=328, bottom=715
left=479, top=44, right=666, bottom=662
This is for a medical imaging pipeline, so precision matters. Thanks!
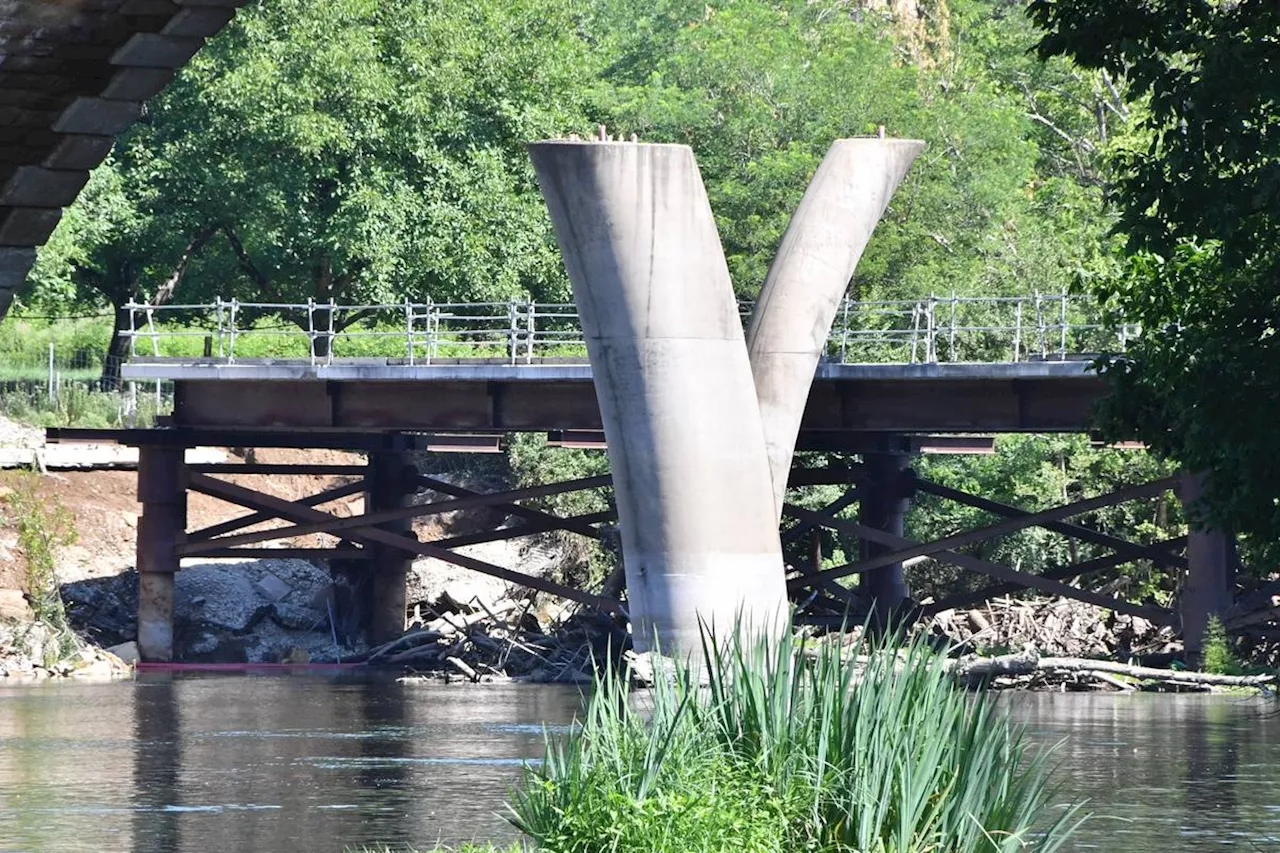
left=953, top=648, right=1275, bottom=688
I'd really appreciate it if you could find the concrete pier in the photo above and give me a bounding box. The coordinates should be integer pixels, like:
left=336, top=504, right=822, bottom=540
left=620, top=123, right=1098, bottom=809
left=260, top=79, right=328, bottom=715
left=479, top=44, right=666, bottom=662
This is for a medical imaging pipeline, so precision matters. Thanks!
left=529, top=141, right=788, bottom=653
left=136, top=446, right=184, bottom=661
left=747, top=138, right=924, bottom=517
left=365, top=451, right=416, bottom=644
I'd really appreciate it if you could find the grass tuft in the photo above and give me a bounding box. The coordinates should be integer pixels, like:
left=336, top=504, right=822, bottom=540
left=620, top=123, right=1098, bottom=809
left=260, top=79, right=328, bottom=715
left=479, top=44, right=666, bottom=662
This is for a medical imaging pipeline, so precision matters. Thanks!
left=509, top=625, right=1086, bottom=853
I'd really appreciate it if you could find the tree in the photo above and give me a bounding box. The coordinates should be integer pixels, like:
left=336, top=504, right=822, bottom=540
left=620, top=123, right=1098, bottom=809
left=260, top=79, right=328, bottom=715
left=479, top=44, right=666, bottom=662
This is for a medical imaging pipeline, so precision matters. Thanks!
left=585, top=0, right=1116, bottom=319
left=33, top=0, right=599, bottom=363
left=1030, top=0, right=1280, bottom=542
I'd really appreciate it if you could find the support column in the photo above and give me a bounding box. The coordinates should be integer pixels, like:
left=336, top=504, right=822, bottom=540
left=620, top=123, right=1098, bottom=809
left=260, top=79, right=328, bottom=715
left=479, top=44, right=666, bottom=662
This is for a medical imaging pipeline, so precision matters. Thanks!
left=860, top=441, right=913, bottom=617
left=530, top=141, right=789, bottom=654
left=136, top=445, right=185, bottom=662
left=365, top=451, right=416, bottom=645
left=1179, top=472, right=1235, bottom=662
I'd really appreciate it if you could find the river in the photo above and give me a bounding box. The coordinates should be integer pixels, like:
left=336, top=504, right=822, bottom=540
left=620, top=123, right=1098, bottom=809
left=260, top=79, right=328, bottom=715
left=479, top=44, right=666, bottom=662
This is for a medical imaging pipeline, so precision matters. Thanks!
left=0, top=674, right=1275, bottom=852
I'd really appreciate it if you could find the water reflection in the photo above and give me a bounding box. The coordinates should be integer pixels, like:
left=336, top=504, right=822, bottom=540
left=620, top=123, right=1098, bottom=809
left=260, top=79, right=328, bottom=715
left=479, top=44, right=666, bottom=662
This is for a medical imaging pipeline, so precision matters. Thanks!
left=1005, top=693, right=1280, bottom=850
left=132, top=676, right=181, bottom=851
left=0, top=678, right=1275, bottom=852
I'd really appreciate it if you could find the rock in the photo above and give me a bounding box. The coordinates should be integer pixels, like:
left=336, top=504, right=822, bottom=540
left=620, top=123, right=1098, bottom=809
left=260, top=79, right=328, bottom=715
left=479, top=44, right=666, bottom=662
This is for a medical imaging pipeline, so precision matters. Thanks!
left=254, top=573, right=291, bottom=603
left=279, top=646, right=311, bottom=664
left=175, top=566, right=270, bottom=633
left=106, top=641, right=139, bottom=665
left=0, top=589, right=33, bottom=622
left=71, top=657, right=119, bottom=679
left=270, top=602, right=325, bottom=631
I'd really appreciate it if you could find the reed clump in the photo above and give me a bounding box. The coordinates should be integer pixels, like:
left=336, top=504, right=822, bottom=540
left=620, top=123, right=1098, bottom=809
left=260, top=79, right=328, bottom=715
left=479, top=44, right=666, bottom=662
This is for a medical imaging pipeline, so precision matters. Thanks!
left=509, top=627, right=1085, bottom=853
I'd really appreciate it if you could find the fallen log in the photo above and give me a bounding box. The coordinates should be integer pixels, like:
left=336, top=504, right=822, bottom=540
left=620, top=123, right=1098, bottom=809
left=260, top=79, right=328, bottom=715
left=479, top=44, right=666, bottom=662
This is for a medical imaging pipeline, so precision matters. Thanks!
left=952, top=649, right=1275, bottom=688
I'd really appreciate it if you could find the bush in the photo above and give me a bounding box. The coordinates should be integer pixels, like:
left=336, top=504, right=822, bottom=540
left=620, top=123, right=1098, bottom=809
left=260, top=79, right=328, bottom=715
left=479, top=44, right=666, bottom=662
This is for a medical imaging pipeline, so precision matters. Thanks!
left=510, top=626, right=1085, bottom=853
left=1201, top=615, right=1243, bottom=676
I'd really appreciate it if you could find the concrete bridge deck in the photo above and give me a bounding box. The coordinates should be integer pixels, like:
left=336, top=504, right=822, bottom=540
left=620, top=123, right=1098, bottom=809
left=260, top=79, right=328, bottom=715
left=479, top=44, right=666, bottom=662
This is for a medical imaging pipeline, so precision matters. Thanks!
left=122, top=358, right=1104, bottom=435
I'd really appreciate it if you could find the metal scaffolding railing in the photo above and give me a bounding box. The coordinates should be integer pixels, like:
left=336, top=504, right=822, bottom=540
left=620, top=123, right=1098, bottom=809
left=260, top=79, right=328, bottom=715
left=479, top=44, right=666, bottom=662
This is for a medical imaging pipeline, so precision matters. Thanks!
left=124, top=294, right=1139, bottom=367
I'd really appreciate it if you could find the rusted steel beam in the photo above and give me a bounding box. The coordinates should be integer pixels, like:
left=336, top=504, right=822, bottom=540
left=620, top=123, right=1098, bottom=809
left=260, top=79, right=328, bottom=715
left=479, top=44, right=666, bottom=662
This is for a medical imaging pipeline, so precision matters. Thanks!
left=184, top=480, right=367, bottom=543
left=191, top=548, right=373, bottom=560
left=136, top=446, right=185, bottom=662
left=780, top=488, right=861, bottom=544
left=914, top=477, right=1187, bottom=569
left=186, top=463, right=369, bottom=475
left=181, top=473, right=612, bottom=554
left=415, top=474, right=611, bottom=539
left=802, top=477, right=1177, bottom=581
left=182, top=473, right=623, bottom=613
left=785, top=505, right=1171, bottom=622
left=430, top=510, right=615, bottom=550
left=920, top=536, right=1188, bottom=616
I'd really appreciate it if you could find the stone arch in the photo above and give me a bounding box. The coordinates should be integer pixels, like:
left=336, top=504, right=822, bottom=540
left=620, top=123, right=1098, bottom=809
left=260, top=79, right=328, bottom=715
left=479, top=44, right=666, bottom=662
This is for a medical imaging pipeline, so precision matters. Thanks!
left=0, top=0, right=245, bottom=318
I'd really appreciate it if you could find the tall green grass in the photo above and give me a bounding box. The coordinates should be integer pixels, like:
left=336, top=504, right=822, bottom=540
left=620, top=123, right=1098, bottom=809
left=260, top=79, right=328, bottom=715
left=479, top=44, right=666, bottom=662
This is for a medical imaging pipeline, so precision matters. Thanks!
left=510, top=627, right=1084, bottom=853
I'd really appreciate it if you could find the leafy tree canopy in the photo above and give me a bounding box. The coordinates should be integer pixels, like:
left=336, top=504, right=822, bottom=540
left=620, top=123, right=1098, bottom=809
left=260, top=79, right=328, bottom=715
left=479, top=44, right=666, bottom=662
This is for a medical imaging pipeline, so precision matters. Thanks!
left=1030, top=0, right=1280, bottom=541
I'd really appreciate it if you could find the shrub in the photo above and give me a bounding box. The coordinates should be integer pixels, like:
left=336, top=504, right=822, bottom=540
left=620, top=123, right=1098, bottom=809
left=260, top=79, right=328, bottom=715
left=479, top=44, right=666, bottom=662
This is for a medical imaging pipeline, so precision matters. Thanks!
left=1201, top=615, right=1243, bottom=676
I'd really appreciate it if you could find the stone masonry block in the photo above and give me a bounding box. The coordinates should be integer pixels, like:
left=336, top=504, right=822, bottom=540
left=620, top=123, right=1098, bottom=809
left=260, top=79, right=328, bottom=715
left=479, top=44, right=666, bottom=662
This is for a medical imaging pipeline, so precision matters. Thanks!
left=100, top=67, right=173, bottom=101
left=43, top=134, right=116, bottom=170
left=52, top=96, right=142, bottom=135
left=110, top=33, right=204, bottom=68
left=0, top=166, right=89, bottom=208
left=0, top=206, right=63, bottom=246
left=0, top=247, right=37, bottom=289
left=120, top=0, right=181, bottom=14
left=163, top=7, right=235, bottom=38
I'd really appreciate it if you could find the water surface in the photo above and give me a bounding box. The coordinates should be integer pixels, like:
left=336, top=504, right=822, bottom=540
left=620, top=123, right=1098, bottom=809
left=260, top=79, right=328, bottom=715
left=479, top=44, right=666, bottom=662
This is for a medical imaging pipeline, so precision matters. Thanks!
left=0, top=675, right=1275, bottom=852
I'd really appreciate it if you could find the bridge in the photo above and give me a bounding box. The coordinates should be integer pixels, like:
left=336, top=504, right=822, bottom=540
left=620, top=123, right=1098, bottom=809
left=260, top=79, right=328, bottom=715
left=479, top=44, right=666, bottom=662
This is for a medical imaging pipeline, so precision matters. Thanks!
left=115, top=293, right=1115, bottom=435
left=46, top=139, right=1220, bottom=669
left=0, top=3, right=1228, bottom=666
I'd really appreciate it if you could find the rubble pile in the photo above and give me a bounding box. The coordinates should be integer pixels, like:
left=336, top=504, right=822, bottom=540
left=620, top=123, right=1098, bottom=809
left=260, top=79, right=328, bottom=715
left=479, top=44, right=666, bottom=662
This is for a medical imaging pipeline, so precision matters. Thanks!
left=926, top=596, right=1176, bottom=660
left=377, top=592, right=627, bottom=684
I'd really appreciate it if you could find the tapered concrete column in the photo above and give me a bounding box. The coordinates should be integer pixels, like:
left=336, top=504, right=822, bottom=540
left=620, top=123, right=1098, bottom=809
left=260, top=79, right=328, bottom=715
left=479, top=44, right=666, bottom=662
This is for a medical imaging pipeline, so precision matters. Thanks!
left=746, top=138, right=924, bottom=518
left=1179, top=472, right=1235, bottom=662
left=860, top=444, right=913, bottom=613
left=365, top=452, right=416, bottom=645
left=136, top=446, right=185, bottom=662
left=529, top=141, right=788, bottom=653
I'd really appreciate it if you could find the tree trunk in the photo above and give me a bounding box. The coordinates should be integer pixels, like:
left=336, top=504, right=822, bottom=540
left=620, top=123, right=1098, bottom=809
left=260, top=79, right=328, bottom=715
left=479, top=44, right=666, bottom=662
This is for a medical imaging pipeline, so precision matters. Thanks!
left=100, top=302, right=132, bottom=391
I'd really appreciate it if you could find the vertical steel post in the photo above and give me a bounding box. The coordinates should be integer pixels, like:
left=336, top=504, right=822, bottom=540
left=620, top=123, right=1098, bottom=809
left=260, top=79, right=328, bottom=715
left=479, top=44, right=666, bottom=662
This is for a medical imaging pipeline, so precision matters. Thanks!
left=1179, top=472, right=1235, bottom=663
left=860, top=440, right=913, bottom=617
left=136, top=445, right=185, bottom=662
left=365, top=451, right=416, bottom=645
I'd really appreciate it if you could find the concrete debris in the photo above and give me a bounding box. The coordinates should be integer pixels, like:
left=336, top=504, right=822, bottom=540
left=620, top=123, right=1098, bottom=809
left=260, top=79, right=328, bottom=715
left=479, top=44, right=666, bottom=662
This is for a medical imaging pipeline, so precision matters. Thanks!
left=254, top=573, right=291, bottom=603
left=379, top=599, right=627, bottom=684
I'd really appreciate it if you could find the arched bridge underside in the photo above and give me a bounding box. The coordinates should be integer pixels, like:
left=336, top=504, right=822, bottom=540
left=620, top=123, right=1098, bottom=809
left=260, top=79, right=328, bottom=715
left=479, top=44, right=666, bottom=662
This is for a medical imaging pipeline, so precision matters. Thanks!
left=0, top=0, right=243, bottom=317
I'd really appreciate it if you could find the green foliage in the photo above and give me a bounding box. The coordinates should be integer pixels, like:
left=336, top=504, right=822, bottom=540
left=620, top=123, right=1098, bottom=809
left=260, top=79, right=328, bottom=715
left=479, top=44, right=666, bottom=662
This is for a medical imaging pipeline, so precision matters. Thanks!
left=908, top=434, right=1182, bottom=603
left=1, top=472, right=78, bottom=660
left=511, top=626, right=1084, bottom=852
left=590, top=0, right=1114, bottom=302
left=1030, top=0, right=1280, bottom=544
left=1201, top=615, right=1243, bottom=677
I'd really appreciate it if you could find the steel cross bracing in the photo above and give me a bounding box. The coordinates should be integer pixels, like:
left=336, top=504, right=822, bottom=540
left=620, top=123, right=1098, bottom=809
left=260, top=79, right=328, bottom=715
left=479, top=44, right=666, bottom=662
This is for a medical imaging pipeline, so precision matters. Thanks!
left=123, top=294, right=1139, bottom=367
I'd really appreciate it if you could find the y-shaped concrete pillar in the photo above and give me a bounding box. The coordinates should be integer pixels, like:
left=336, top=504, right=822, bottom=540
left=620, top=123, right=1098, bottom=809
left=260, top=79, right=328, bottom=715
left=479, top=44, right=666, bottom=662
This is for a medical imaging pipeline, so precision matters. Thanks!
left=747, top=138, right=924, bottom=517
left=529, top=141, right=788, bottom=653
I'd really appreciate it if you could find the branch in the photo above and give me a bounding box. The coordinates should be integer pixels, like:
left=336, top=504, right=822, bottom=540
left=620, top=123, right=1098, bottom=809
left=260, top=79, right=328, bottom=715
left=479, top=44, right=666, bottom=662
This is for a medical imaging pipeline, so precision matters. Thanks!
left=221, top=225, right=269, bottom=289
left=150, top=224, right=216, bottom=307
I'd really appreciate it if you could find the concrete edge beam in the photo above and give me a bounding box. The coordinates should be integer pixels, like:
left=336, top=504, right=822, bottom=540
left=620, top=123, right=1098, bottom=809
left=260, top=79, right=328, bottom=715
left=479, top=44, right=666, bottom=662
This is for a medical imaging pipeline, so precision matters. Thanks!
left=0, top=246, right=37, bottom=289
